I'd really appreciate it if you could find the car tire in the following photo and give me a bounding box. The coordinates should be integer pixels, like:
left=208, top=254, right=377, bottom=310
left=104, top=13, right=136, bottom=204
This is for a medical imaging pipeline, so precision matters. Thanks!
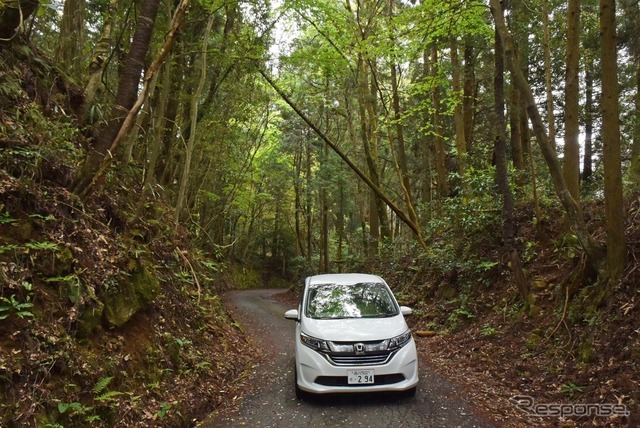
left=403, top=386, right=417, bottom=398
left=294, top=365, right=310, bottom=400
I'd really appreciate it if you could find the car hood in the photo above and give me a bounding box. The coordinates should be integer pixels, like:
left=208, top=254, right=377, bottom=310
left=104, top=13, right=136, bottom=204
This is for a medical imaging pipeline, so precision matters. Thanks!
left=301, top=316, right=408, bottom=341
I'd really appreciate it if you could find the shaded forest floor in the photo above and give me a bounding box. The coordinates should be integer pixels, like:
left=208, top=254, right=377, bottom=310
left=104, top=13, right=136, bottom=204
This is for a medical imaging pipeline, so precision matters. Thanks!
left=1, top=40, right=639, bottom=428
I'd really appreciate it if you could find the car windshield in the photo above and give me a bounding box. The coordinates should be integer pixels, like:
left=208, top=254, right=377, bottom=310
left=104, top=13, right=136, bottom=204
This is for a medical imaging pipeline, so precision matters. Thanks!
left=306, top=282, right=399, bottom=319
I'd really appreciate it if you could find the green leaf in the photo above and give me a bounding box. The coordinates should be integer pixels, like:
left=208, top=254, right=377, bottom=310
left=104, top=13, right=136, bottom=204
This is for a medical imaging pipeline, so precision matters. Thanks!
left=92, top=376, right=113, bottom=395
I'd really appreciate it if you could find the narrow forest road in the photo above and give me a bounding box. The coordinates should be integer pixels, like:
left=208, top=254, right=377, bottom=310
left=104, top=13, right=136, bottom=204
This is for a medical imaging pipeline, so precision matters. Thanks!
left=198, top=289, right=499, bottom=428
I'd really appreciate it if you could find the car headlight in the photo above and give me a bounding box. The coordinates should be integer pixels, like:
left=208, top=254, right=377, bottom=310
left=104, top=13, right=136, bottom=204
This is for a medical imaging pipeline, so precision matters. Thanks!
left=387, top=329, right=412, bottom=350
left=300, top=332, right=331, bottom=352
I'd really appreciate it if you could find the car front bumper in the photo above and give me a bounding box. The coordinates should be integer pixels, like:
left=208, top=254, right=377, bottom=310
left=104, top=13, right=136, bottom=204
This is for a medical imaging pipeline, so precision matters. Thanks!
left=295, top=338, right=419, bottom=394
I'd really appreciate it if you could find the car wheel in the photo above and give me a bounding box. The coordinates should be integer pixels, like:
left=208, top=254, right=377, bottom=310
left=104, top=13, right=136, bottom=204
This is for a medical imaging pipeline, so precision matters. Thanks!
left=403, top=386, right=417, bottom=398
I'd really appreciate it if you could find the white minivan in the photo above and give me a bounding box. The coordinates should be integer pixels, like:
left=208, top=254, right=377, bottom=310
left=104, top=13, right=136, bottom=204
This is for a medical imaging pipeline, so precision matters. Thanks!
left=285, top=273, right=419, bottom=398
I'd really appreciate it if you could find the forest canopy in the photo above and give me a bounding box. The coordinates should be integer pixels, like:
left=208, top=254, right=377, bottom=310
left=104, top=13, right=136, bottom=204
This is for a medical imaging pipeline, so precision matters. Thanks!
left=1, top=0, right=639, bottom=294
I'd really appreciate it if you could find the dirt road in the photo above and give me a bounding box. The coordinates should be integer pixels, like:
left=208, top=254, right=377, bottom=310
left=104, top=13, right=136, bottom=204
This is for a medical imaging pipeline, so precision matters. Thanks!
left=199, top=289, right=498, bottom=427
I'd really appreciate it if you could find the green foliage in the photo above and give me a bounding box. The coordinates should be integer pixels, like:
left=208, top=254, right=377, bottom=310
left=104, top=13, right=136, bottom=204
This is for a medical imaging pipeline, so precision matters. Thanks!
left=24, top=241, right=60, bottom=251
left=0, top=244, right=19, bottom=254
left=28, top=213, right=56, bottom=222
left=44, top=273, right=83, bottom=304
left=481, top=323, right=498, bottom=337
left=560, top=381, right=584, bottom=397
left=0, top=282, right=34, bottom=320
left=92, top=376, right=114, bottom=395
left=0, top=210, right=17, bottom=225
left=447, top=307, right=475, bottom=331
left=156, top=402, right=173, bottom=419
left=58, top=401, right=87, bottom=414
left=0, top=294, right=34, bottom=319
left=554, top=233, right=582, bottom=260
left=94, top=390, right=124, bottom=402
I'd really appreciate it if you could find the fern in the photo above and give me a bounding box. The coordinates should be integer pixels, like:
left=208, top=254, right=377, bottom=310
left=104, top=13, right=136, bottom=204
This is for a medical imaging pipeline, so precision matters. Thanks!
left=24, top=241, right=59, bottom=251
left=94, top=391, right=123, bottom=402
left=92, top=376, right=113, bottom=395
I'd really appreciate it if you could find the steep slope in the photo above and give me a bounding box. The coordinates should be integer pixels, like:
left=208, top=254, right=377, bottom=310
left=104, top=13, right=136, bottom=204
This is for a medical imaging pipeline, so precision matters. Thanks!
left=1, top=41, right=254, bottom=427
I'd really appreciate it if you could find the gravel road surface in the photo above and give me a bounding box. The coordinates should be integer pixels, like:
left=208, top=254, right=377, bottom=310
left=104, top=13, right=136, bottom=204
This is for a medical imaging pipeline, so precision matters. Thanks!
left=200, top=289, right=498, bottom=428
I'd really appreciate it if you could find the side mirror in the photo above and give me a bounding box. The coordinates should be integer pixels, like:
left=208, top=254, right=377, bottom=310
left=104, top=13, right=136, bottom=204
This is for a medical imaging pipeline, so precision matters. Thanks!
left=400, top=306, right=413, bottom=316
left=284, top=309, right=299, bottom=320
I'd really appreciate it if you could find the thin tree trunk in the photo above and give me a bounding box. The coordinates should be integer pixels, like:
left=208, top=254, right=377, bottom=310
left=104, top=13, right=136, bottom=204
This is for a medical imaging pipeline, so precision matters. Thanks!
left=564, top=0, right=581, bottom=200
left=599, top=0, right=626, bottom=282
left=175, top=15, right=214, bottom=229
left=629, top=58, right=640, bottom=187
left=543, top=0, right=557, bottom=150
left=306, top=132, right=313, bottom=262
left=432, top=46, right=448, bottom=199
left=451, top=38, right=467, bottom=180
left=367, top=64, right=392, bottom=243
left=493, top=18, right=529, bottom=302
left=509, top=84, right=524, bottom=172
left=80, top=0, right=117, bottom=125
left=583, top=62, right=594, bottom=182
left=463, top=41, right=475, bottom=152
left=135, top=55, right=173, bottom=219
left=294, top=146, right=306, bottom=258
left=320, top=144, right=330, bottom=272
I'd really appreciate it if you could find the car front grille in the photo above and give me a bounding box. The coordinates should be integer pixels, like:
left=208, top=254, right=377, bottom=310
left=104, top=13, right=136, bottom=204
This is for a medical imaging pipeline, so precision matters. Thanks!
left=323, top=340, right=395, bottom=366
left=327, top=353, right=392, bottom=366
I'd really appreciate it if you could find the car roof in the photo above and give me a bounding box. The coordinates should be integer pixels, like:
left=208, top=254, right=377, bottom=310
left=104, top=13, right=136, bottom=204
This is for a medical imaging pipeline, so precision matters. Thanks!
left=306, top=273, right=385, bottom=285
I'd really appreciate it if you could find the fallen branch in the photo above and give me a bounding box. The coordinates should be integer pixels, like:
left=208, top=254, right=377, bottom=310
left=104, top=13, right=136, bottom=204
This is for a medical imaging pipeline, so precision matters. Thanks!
left=175, top=248, right=201, bottom=305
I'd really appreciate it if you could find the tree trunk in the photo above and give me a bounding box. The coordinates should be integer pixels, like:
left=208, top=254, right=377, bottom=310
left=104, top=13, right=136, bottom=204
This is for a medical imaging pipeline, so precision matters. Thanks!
left=542, top=0, right=557, bottom=151
left=509, top=84, right=525, bottom=172
left=564, top=0, right=581, bottom=200
left=451, top=38, right=468, bottom=180
left=367, top=64, right=392, bottom=243
left=600, top=0, right=626, bottom=282
left=175, top=14, right=214, bottom=229
left=73, top=0, right=161, bottom=194
left=628, top=58, right=640, bottom=187
left=490, top=0, right=606, bottom=272
left=293, top=145, right=306, bottom=258
left=135, top=53, right=173, bottom=220
left=320, top=144, right=330, bottom=273
left=432, top=46, right=448, bottom=199
left=583, top=61, right=594, bottom=182
left=80, top=0, right=117, bottom=125
left=56, top=0, right=85, bottom=75
left=493, top=18, right=529, bottom=302
left=306, top=133, right=313, bottom=262
left=463, top=41, right=475, bottom=152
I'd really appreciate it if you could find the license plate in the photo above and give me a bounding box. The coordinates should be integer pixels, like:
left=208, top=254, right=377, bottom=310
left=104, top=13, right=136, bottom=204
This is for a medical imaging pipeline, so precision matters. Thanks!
left=347, top=370, right=374, bottom=384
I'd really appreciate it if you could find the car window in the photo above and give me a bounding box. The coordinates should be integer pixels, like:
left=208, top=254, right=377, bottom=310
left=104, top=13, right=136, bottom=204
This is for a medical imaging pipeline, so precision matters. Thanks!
left=306, top=282, right=398, bottom=319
